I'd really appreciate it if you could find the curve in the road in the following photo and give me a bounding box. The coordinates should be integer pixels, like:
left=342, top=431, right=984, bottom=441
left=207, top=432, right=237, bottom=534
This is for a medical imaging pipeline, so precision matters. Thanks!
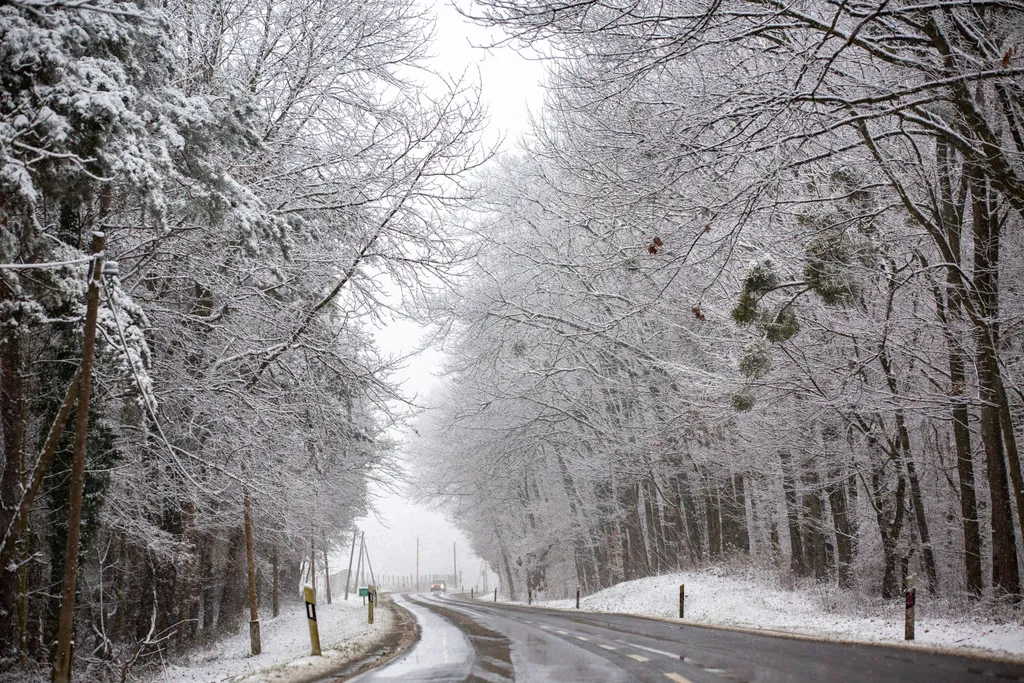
left=349, top=592, right=1024, bottom=683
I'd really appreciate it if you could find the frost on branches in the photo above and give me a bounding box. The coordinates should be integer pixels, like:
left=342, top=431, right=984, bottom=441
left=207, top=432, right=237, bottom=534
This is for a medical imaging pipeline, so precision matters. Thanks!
left=416, top=0, right=1024, bottom=627
left=0, top=0, right=484, bottom=679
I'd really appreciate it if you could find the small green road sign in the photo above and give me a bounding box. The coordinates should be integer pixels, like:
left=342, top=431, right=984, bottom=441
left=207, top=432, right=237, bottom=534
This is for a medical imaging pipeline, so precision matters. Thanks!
left=358, top=587, right=369, bottom=597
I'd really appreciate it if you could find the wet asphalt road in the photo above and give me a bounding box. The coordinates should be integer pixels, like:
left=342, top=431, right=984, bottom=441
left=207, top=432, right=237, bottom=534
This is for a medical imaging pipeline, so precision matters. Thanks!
left=352, top=593, right=1024, bottom=682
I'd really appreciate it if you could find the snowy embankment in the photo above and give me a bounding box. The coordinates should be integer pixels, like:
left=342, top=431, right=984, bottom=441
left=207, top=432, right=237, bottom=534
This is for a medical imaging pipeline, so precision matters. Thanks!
left=157, top=594, right=390, bottom=682
left=534, top=568, right=1024, bottom=659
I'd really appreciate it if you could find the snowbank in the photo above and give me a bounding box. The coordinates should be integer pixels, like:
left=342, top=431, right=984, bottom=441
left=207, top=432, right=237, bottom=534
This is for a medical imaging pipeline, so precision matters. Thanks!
left=535, top=568, right=1024, bottom=659
left=156, top=594, right=390, bottom=682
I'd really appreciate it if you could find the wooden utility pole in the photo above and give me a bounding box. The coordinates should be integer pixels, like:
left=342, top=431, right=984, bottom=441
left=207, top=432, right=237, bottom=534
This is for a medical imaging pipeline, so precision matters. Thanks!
left=243, top=486, right=261, bottom=655
left=364, top=538, right=375, bottom=584
left=453, top=542, right=457, bottom=589
left=344, top=528, right=357, bottom=600
left=353, top=532, right=365, bottom=591
left=52, top=232, right=105, bottom=683
left=416, top=537, right=419, bottom=591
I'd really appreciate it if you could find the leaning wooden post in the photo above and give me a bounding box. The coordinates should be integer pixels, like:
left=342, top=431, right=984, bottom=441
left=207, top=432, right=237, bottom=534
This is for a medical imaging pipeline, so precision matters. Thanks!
left=243, top=485, right=261, bottom=655
left=52, top=232, right=105, bottom=683
left=679, top=584, right=685, bottom=619
left=304, top=585, right=322, bottom=656
left=905, top=574, right=916, bottom=640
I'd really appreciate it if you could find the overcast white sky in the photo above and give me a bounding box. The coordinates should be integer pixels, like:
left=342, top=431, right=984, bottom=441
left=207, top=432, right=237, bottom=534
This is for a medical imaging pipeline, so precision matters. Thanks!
left=339, top=1, right=546, bottom=587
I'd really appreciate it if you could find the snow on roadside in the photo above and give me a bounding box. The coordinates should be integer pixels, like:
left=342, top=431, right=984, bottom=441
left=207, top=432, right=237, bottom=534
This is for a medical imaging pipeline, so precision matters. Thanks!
left=534, top=568, right=1024, bottom=659
left=155, top=594, right=387, bottom=682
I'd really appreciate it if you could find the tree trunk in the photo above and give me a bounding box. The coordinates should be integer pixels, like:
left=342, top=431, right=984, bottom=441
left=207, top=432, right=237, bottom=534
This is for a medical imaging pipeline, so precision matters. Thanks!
left=779, top=450, right=807, bottom=576
left=935, top=133, right=984, bottom=598
left=271, top=545, right=279, bottom=618
left=878, top=333, right=939, bottom=592
left=243, top=487, right=260, bottom=655
left=0, top=299, right=24, bottom=659
left=323, top=548, right=332, bottom=604
left=948, top=323, right=984, bottom=596
left=310, top=537, right=317, bottom=595
left=721, top=473, right=750, bottom=555
left=970, top=164, right=1021, bottom=598
left=498, top=535, right=517, bottom=601
left=801, top=468, right=828, bottom=581
left=705, top=487, right=723, bottom=560
left=827, top=471, right=855, bottom=589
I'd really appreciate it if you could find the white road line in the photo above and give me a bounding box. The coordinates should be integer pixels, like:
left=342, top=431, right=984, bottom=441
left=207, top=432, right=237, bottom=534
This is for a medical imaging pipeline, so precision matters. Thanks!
left=616, top=641, right=681, bottom=659
left=598, top=644, right=617, bottom=651
left=575, top=636, right=589, bottom=641
left=626, top=654, right=650, bottom=662
left=556, top=629, right=569, bottom=635
left=663, top=674, right=692, bottom=683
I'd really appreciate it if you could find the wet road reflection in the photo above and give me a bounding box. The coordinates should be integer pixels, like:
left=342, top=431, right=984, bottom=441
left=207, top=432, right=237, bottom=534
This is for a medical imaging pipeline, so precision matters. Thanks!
left=355, top=594, right=474, bottom=682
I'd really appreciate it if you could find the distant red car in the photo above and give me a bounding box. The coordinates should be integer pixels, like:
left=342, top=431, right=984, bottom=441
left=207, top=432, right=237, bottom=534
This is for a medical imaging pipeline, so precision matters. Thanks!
left=430, top=581, right=446, bottom=593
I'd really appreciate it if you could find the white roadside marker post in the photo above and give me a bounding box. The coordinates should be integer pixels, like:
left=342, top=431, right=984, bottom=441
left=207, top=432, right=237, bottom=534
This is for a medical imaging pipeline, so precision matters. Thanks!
left=304, top=585, right=322, bottom=656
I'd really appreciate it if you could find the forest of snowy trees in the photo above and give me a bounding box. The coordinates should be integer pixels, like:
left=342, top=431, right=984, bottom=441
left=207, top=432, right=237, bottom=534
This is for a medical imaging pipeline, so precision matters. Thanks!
left=2, top=0, right=1024, bottom=678
left=415, top=0, right=1024, bottom=613
left=0, top=0, right=484, bottom=679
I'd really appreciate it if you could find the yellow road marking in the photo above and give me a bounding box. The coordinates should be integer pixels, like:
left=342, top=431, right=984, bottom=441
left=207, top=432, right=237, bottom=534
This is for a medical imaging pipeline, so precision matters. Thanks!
left=663, top=674, right=692, bottom=683
left=599, top=644, right=617, bottom=651
left=627, top=654, right=649, bottom=662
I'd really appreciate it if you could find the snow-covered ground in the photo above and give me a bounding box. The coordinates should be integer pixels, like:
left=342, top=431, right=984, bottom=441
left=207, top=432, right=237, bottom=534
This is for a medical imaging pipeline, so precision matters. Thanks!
left=156, top=594, right=392, bottom=682
left=529, top=568, right=1024, bottom=659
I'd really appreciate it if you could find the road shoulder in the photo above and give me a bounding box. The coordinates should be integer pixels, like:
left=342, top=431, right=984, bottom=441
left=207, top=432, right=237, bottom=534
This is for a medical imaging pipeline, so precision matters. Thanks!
left=240, top=594, right=417, bottom=682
